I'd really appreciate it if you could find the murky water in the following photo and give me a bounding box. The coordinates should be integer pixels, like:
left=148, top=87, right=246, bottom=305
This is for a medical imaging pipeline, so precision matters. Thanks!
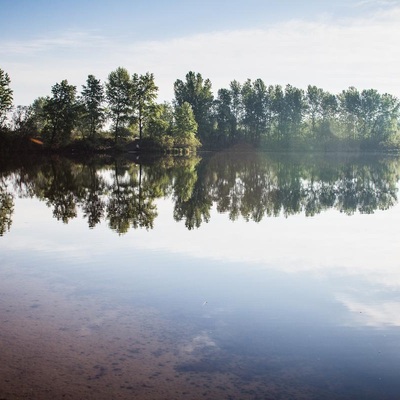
left=1, top=151, right=400, bottom=399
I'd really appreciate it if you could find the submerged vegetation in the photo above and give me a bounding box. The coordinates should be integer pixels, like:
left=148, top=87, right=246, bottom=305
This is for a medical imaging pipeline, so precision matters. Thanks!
left=1, top=66, right=400, bottom=153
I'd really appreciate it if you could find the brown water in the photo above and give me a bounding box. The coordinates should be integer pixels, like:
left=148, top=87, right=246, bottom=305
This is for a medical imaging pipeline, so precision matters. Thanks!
left=0, top=267, right=324, bottom=400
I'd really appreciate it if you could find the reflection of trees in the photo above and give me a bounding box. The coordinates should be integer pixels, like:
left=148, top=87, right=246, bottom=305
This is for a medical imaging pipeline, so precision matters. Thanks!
left=106, top=162, right=158, bottom=234
left=173, top=160, right=212, bottom=230
left=36, top=159, right=84, bottom=223
left=1, top=152, right=399, bottom=233
left=0, top=185, right=14, bottom=236
left=202, top=152, right=399, bottom=224
left=80, top=165, right=106, bottom=228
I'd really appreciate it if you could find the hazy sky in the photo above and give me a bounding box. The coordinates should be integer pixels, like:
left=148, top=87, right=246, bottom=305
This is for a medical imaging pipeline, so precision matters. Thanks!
left=2, top=0, right=400, bottom=106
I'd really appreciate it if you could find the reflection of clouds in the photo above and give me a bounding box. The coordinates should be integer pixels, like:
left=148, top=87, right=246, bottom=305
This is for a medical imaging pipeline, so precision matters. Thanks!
left=151, top=202, right=400, bottom=287
left=181, top=331, right=218, bottom=355
left=338, top=295, right=400, bottom=327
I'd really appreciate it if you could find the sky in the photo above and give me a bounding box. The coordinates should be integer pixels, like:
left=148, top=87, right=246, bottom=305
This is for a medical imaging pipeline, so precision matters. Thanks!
left=2, top=0, right=400, bottom=106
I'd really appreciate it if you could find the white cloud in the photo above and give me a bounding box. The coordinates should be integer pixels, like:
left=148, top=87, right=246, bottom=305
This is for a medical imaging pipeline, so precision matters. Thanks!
left=0, top=30, right=109, bottom=55
left=2, top=6, right=400, bottom=106
left=338, top=295, right=400, bottom=327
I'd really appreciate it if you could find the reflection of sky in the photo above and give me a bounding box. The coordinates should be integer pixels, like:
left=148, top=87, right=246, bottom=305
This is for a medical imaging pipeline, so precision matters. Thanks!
left=2, top=190, right=400, bottom=332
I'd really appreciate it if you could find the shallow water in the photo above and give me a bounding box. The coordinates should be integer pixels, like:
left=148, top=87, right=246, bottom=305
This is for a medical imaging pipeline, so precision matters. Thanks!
left=1, top=152, right=400, bottom=399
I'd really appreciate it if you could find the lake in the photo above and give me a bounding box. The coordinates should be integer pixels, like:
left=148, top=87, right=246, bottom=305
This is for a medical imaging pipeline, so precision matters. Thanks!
left=1, top=150, right=400, bottom=399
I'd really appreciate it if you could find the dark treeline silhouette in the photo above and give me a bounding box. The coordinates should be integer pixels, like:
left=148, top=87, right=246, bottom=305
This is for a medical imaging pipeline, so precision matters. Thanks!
left=1, top=151, right=398, bottom=235
left=1, top=66, right=400, bottom=153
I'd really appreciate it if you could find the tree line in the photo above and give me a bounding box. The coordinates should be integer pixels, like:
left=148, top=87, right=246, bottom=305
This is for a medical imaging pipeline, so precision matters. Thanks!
left=1, top=66, right=400, bottom=151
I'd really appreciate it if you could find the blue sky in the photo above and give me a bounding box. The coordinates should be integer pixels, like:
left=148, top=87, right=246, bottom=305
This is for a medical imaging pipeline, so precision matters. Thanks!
left=2, top=0, right=400, bottom=105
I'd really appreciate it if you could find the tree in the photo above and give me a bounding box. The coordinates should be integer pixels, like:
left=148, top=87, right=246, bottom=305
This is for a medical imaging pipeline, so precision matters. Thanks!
left=30, top=97, right=48, bottom=135
left=283, top=84, right=305, bottom=137
left=338, top=87, right=362, bottom=139
left=146, top=102, right=174, bottom=143
left=230, top=80, right=243, bottom=129
left=80, top=75, right=105, bottom=139
left=106, top=67, right=133, bottom=143
left=270, top=85, right=285, bottom=139
left=241, top=78, right=269, bottom=143
left=43, top=80, right=79, bottom=145
left=131, top=72, right=158, bottom=141
left=10, top=105, right=36, bottom=135
left=174, top=71, right=214, bottom=142
left=215, top=88, right=237, bottom=144
left=173, top=102, right=201, bottom=148
left=0, top=68, right=13, bottom=129
left=306, top=85, right=324, bottom=132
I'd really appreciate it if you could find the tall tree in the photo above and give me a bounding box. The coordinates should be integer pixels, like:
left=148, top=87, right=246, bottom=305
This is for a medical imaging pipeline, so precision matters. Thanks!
left=43, top=80, right=78, bottom=145
left=0, top=68, right=13, bottom=129
left=80, top=75, right=105, bottom=139
left=306, top=85, right=325, bottom=132
left=174, top=71, right=213, bottom=142
left=241, top=78, right=269, bottom=143
left=283, top=84, right=305, bottom=137
left=215, top=88, right=236, bottom=144
left=173, top=102, right=200, bottom=148
left=106, top=67, right=133, bottom=143
left=230, top=80, right=243, bottom=129
left=131, top=72, right=158, bottom=141
left=338, top=87, right=362, bottom=139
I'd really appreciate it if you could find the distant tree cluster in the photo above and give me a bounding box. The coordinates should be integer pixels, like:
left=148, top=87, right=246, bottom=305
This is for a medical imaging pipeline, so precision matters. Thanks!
left=1, top=66, right=400, bottom=151
left=212, top=81, right=400, bottom=149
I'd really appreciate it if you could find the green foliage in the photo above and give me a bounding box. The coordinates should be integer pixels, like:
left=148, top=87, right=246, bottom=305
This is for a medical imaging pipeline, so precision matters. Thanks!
left=106, top=67, right=133, bottom=142
left=0, top=68, right=13, bottom=129
left=146, top=102, right=174, bottom=139
left=10, top=105, right=35, bottom=135
left=174, top=71, right=214, bottom=141
left=173, top=102, right=201, bottom=149
left=131, top=72, right=158, bottom=140
left=4, top=65, right=400, bottom=152
left=214, top=88, right=237, bottom=144
left=80, top=74, right=105, bottom=139
left=241, top=79, right=269, bottom=143
left=43, top=80, right=79, bottom=146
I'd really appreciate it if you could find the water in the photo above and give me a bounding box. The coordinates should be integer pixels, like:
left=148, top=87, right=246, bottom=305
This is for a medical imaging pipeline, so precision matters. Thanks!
left=1, top=151, right=400, bottom=399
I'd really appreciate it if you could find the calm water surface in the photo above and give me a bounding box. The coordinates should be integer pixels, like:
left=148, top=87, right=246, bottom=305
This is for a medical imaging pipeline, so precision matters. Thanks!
left=1, top=151, right=400, bottom=399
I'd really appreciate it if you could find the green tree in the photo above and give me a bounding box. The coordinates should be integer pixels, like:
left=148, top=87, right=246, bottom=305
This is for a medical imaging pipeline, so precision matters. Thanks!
left=106, top=67, right=133, bottom=143
left=270, top=85, right=286, bottom=139
left=29, top=97, right=48, bottom=135
left=283, top=84, right=305, bottom=137
left=338, top=87, right=362, bottom=139
left=10, top=105, right=35, bottom=135
left=241, top=79, right=269, bottom=144
left=43, top=80, right=79, bottom=146
left=80, top=74, right=105, bottom=139
left=0, top=68, right=13, bottom=129
left=173, top=102, right=200, bottom=148
left=306, top=85, right=325, bottom=132
left=174, top=71, right=214, bottom=142
left=215, top=88, right=237, bottom=144
left=132, top=72, right=158, bottom=141
left=230, top=80, right=243, bottom=130
left=146, top=102, right=174, bottom=146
